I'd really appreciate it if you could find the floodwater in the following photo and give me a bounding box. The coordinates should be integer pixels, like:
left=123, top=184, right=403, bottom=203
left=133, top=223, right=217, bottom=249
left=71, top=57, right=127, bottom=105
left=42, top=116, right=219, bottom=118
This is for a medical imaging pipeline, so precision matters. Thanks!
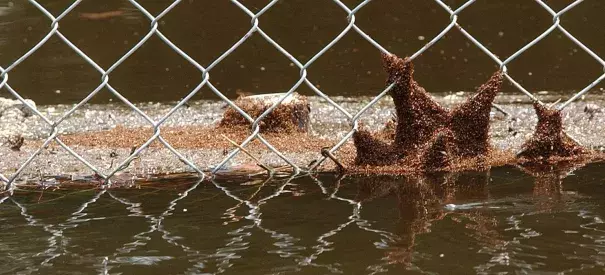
left=0, top=0, right=603, bottom=104
left=2, top=163, right=605, bottom=274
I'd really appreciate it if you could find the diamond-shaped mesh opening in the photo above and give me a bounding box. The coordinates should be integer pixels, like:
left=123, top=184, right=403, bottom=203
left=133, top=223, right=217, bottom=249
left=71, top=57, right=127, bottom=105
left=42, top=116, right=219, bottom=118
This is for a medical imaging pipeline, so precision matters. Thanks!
left=355, top=0, right=451, bottom=54
left=5, top=36, right=100, bottom=104
left=59, top=1, right=148, bottom=69
left=210, top=35, right=301, bottom=99
left=110, top=36, right=203, bottom=103
left=260, top=0, right=350, bottom=61
left=155, top=88, right=223, bottom=126
left=506, top=30, right=603, bottom=96
left=131, top=140, right=198, bottom=176
left=306, top=32, right=385, bottom=97
left=454, top=0, right=554, bottom=59
left=160, top=0, right=250, bottom=66
left=411, top=30, right=500, bottom=94
left=0, top=3, right=52, bottom=67
left=557, top=1, right=605, bottom=58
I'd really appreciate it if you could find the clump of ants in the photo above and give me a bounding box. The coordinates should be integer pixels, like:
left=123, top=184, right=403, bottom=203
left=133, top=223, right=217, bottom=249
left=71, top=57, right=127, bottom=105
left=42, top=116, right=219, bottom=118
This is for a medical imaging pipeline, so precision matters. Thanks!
left=352, top=53, right=598, bottom=173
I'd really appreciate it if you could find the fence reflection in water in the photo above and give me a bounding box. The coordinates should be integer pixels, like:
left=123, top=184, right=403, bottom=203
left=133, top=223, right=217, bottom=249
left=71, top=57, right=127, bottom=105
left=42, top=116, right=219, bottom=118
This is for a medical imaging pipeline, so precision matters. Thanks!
left=3, top=163, right=605, bottom=274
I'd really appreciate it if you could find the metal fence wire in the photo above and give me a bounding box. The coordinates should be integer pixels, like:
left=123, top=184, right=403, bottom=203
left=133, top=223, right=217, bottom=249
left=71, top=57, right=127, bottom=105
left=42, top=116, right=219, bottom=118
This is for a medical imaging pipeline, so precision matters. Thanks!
left=1, top=0, right=604, bottom=190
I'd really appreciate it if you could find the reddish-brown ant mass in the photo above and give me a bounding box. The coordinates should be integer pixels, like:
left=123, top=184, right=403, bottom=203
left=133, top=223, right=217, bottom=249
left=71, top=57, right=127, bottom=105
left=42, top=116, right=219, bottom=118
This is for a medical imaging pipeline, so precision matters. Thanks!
left=353, top=53, right=504, bottom=171
left=517, top=102, right=585, bottom=163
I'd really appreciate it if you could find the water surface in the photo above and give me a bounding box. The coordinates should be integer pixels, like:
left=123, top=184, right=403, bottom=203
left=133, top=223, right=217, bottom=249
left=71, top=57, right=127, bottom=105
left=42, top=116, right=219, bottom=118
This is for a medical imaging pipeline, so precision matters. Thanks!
left=2, top=163, right=605, bottom=274
left=1, top=0, right=603, bottom=104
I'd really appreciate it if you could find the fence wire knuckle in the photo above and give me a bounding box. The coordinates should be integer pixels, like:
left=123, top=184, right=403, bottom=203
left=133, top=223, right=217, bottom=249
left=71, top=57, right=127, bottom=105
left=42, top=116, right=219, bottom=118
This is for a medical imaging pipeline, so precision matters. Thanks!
left=1, top=0, right=603, bottom=189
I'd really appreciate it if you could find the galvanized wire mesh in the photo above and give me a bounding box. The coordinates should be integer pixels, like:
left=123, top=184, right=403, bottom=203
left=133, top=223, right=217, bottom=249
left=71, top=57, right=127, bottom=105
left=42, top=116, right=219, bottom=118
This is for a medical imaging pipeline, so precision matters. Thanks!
left=1, top=0, right=604, bottom=190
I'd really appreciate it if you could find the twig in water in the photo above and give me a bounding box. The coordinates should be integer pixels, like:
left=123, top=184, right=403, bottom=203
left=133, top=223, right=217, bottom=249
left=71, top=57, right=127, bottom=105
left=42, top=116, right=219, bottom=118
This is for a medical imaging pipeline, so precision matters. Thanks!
left=548, top=98, right=562, bottom=109
left=115, top=146, right=139, bottom=173
left=321, top=147, right=346, bottom=173
left=221, top=134, right=274, bottom=175
left=491, top=103, right=510, bottom=117
left=37, top=189, right=44, bottom=203
left=108, top=151, right=118, bottom=169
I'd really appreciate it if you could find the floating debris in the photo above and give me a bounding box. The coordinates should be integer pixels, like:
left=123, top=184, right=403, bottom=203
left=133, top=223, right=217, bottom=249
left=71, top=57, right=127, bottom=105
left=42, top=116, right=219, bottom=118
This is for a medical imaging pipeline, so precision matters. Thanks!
left=7, top=135, right=24, bottom=151
left=78, top=10, right=125, bottom=20
left=583, top=103, right=602, bottom=120
left=2, top=55, right=605, bottom=183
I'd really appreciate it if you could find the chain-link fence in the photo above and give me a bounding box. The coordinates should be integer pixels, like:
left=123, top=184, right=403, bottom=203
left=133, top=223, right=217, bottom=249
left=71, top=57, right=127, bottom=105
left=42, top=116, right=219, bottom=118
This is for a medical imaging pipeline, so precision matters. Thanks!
left=1, top=0, right=604, bottom=190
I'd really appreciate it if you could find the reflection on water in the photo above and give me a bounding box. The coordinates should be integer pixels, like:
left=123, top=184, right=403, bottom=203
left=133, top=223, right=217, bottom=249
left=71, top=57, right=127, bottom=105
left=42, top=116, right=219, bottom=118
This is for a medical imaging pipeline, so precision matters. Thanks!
left=0, top=0, right=603, bottom=104
left=2, top=163, right=605, bottom=274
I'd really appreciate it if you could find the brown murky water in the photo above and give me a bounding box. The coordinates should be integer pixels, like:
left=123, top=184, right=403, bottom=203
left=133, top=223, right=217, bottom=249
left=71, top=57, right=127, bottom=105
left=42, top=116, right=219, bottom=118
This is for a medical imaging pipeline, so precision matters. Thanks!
left=0, top=0, right=603, bottom=104
left=2, top=164, right=605, bottom=274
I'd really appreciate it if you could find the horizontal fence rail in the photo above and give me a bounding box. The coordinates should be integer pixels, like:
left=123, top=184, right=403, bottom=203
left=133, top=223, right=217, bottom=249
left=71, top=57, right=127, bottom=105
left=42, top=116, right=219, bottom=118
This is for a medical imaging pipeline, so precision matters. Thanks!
left=1, top=0, right=604, bottom=190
